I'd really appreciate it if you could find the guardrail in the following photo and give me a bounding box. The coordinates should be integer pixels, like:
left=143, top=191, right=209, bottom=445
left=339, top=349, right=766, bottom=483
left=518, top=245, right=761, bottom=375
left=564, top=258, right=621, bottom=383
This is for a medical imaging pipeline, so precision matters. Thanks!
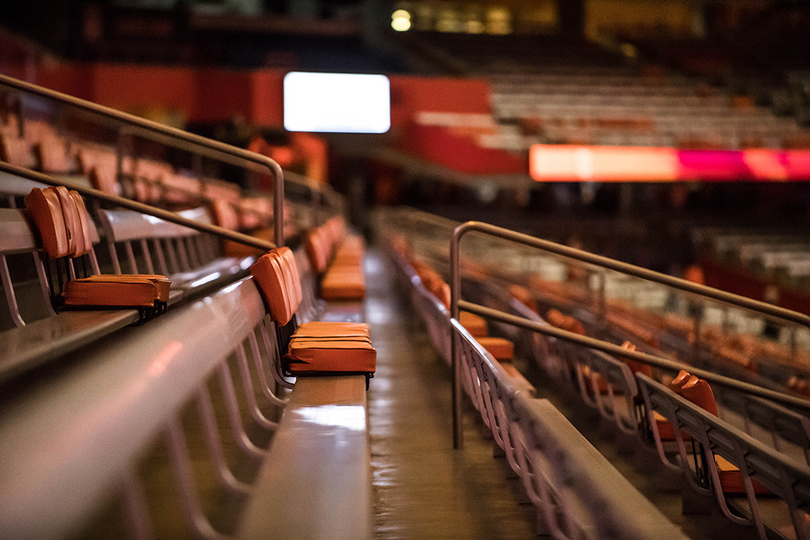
left=449, top=220, right=810, bottom=448
left=0, top=74, right=348, bottom=247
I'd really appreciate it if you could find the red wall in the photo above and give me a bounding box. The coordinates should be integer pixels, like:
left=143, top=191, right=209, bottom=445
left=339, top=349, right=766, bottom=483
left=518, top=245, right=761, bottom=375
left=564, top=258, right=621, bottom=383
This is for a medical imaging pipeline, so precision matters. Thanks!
left=249, top=70, right=284, bottom=126
left=195, top=68, right=254, bottom=123
left=27, top=64, right=493, bottom=129
left=91, top=64, right=197, bottom=116
left=16, top=62, right=518, bottom=174
left=388, top=75, right=490, bottom=126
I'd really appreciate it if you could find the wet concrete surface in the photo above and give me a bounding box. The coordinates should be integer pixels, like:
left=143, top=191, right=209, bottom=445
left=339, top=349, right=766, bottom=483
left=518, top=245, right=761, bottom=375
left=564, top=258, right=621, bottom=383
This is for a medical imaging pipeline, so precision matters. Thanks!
left=364, top=249, right=535, bottom=539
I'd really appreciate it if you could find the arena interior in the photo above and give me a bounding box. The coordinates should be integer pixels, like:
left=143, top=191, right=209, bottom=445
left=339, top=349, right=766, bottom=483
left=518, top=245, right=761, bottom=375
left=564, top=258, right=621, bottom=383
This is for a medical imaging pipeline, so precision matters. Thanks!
left=4, top=1, right=810, bottom=538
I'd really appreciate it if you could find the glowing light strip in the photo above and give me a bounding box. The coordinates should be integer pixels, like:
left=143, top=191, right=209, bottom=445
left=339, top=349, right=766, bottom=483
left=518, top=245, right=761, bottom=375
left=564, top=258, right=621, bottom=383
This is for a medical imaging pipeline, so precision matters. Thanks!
left=530, top=145, right=810, bottom=182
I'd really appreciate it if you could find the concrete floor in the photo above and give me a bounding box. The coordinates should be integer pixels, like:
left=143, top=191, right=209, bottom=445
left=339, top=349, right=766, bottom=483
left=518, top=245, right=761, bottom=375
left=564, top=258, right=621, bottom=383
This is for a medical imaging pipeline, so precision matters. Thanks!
left=364, top=249, right=536, bottom=539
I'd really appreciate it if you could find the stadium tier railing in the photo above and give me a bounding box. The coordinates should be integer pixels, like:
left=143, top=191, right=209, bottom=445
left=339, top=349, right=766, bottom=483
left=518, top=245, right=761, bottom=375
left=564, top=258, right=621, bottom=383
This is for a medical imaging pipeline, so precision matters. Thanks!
left=445, top=220, right=810, bottom=539
left=384, top=224, right=684, bottom=539
left=0, top=76, right=370, bottom=538
left=380, top=208, right=810, bottom=538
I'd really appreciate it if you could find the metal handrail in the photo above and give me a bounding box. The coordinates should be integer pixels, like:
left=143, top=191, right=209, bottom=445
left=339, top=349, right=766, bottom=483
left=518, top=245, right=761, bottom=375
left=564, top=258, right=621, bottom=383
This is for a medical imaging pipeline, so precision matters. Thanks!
left=0, top=162, right=275, bottom=251
left=459, top=300, right=810, bottom=411
left=0, top=74, right=286, bottom=246
left=449, top=220, right=810, bottom=448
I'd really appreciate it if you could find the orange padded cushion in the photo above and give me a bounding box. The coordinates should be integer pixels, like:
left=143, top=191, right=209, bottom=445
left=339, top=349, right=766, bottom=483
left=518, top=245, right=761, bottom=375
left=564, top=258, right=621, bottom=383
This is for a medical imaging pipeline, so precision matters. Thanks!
left=296, top=322, right=370, bottom=339
left=250, top=252, right=293, bottom=325
left=508, top=284, right=537, bottom=313
left=53, top=186, right=81, bottom=257
left=286, top=339, right=376, bottom=374
left=476, top=337, right=514, bottom=361
left=269, top=250, right=298, bottom=312
left=678, top=377, right=718, bottom=416
left=24, top=187, right=69, bottom=258
left=279, top=247, right=303, bottom=307
left=715, top=455, right=770, bottom=495
left=306, top=231, right=329, bottom=274
left=460, top=311, right=488, bottom=337
left=70, top=191, right=93, bottom=257
left=653, top=411, right=683, bottom=441
left=321, top=279, right=365, bottom=301
left=546, top=309, right=586, bottom=335
left=63, top=274, right=170, bottom=307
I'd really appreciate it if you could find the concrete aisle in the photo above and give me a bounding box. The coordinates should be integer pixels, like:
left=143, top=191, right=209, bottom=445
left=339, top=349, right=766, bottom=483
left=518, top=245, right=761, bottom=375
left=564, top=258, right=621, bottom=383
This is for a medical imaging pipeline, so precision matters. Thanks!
left=363, top=249, right=535, bottom=540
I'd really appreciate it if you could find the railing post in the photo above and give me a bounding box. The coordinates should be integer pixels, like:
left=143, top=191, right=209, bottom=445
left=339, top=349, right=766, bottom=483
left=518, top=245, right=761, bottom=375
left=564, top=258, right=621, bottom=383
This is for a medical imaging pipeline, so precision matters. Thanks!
left=450, top=225, right=465, bottom=449
left=691, top=299, right=703, bottom=365
left=596, top=269, right=606, bottom=321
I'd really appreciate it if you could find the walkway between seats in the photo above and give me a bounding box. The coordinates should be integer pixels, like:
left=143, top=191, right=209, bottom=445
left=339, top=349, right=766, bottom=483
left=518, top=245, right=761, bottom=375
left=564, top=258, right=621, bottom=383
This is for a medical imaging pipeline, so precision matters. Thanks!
left=364, top=249, right=534, bottom=539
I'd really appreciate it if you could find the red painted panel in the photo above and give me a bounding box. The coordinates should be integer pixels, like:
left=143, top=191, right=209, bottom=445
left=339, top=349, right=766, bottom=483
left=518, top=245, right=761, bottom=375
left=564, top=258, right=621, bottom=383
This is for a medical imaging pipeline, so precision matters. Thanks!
left=194, top=68, right=253, bottom=123
left=36, top=64, right=94, bottom=100
left=90, top=64, right=196, bottom=117
left=403, top=122, right=526, bottom=175
left=249, top=70, right=284, bottom=126
left=388, top=75, right=490, bottom=127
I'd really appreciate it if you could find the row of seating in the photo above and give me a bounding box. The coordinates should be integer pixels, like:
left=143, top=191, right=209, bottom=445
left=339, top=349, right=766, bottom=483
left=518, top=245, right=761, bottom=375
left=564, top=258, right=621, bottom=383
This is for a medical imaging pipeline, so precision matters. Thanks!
left=305, top=217, right=366, bottom=301
left=0, top=111, right=303, bottom=240
left=503, top=260, right=810, bottom=468
left=250, top=246, right=376, bottom=377
left=0, top=236, right=372, bottom=538
left=385, top=231, right=682, bottom=539
left=485, top=60, right=810, bottom=150
left=1, top=73, right=372, bottom=539
left=0, top=186, right=253, bottom=378
left=379, top=207, right=810, bottom=539
left=401, top=244, right=519, bottom=365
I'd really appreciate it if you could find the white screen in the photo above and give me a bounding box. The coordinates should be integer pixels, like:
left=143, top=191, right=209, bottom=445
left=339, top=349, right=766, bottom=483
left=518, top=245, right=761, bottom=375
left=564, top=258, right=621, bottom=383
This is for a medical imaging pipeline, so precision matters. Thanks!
left=283, top=72, right=391, bottom=134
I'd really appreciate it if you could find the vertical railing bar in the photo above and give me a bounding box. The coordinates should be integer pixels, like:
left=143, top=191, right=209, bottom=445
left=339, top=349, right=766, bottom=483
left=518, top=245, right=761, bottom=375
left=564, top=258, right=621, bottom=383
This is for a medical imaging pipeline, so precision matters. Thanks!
left=108, top=239, right=123, bottom=275
left=234, top=342, right=279, bottom=431
left=88, top=247, right=101, bottom=275
left=1, top=253, right=25, bottom=327
left=120, top=465, right=154, bottom=540
left=175, top=238, right=191, bottom=272
left=248, top=329, right=289, bottom=407
left=152, top=238, right=169, bottom=276
left=216, top=362, right=266, bottom=459
left=33, top=251, right=58, bottom=317
left=185, top=237, right=200, bottom=270
left=140, top=238, right=154, bottom=274
left=164, top=238, right=180, bottom=275
left=125, top=240, right=139, bottom=274
left=194, top=385, right=251, bottom=497
left=163, top=415, right=226, bottom=540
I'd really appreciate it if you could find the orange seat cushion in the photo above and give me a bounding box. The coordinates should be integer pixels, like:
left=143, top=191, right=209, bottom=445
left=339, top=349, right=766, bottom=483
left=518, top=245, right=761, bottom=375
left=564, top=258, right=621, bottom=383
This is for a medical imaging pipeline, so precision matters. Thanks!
left=715, top=455, right=770, bottom=495
left=321, top=273, right=365, bottom=301
left=286, top=339, right=376, bottom=374
left=476, top=337, right=514, bottom=361
left=460, top=311, right=488, bottom=337
left=296, top=322, right=370, bottom=339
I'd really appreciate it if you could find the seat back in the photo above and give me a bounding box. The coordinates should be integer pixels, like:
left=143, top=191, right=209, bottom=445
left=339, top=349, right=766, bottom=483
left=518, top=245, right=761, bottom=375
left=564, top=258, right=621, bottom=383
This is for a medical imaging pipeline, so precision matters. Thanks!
left=97, top=207, right=213, bottom=275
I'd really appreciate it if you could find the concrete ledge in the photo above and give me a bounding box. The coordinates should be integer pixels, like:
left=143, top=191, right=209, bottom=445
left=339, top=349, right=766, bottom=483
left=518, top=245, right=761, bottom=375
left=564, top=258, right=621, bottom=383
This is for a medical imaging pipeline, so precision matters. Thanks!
left=237, top=375, right=371, bottom=540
